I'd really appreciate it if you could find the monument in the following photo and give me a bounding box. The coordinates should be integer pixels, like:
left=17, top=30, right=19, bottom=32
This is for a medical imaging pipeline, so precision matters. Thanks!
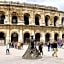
left=22, top=36, right=42, bottom=59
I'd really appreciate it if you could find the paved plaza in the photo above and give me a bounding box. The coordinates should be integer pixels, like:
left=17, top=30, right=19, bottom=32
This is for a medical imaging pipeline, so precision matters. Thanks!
left=0, top=45, right=64, bottom=64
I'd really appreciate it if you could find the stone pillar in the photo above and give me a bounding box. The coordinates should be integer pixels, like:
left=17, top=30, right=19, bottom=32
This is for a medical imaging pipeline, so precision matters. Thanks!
left=57, top=17, right=61, bottom=27
left=18, top=20, right=22, bottom=25
left=4, top=15, right=8, bottom=24
left=6, top=29, right=10, bottom=44
left=29, top=12, right=32, bottom=25
left=29, top=12, right=35, bottom=25
left=59, top=16, right=62, bottom=27
left=18, top=30, right=23, bottom=43
left=31, top=30, right=35, bottom=39
left=7, top=11, right=11, bottom=24
left=42, top=15, right=45, bottom=26
left=59, top=31, right=62, bottom=40
left=5, top=11, right=10, bottom=24
left=18, top=11, right=24, bottom=25
left=50, top=15, right=54, bottom=26
left=63, top=21, right=64, bottom=27
left=56, top=17, right=61, bottom=27
left=48, top=19, right=51, bottom=26
left=40, top=31, right=45, bottom=43
left=50, top=31, right=54, bottom=41
left=17, top=15, right=22, bottom=25
left=40, top=15, right=44, bottom=26
left=21, top=14, right=24, bottom=25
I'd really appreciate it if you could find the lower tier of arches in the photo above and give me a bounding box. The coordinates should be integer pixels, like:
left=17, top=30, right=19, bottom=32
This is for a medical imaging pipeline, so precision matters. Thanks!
left=0, top=29, right=64, bottom=45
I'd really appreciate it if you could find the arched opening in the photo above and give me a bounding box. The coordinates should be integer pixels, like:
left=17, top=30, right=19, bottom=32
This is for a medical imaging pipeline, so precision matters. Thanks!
left=62, top=34, right=64, bottom=43
left=54, top=33, right=59, bottom=41
left=62, top=34, right=64, bottom=38
left=24, top=32, right=30, bottom=43
left=35, top=14, right=40, bottom=25
left=0, top=14, right=5, bottom=24
left=11, top=32, right=18, bottom=42
left=45, top=15, right=50, bottom=26
left=12, top=15, right=18, bottom=24
left=0, top=32, right=5, bottom=45
left=35, top=33, right=40, bottom=41
left=45, top=33, right=50, bottom=42
left=54, top=16, right=58, bottom=26
left=62, top=17, right=64, bottom=26
left=24, top=13, right=30, bottom=25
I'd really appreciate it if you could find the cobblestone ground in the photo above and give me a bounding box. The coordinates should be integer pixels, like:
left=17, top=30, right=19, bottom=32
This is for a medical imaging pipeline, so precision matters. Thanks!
left=0, top=45, right=64, bottom=64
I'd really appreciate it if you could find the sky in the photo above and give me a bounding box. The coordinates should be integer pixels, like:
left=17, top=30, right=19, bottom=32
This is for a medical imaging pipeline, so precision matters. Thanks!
left=0, top=0, right=64, bottom=11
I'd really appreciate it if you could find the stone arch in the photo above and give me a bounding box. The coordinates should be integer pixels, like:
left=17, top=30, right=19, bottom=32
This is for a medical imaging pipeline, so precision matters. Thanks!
left=23, top=32, right=30, bottom=43
left=45, top=15, right=50, bottom=26
left=0, top=11, right=5, bottom=24
left=10, top=29, right=19, bottom=34
left=0, top=32, right=6, bottom=45
left=54, top=33, right=59, bottom=41
left=24, top=13, right=30, bottom=25
left=12, top=12, right=18, bottom=24
left=35, top=33, right=41, bottom=41
left=54, top=16, right=58, bottom=26
left=45, top=33, right=50, bottom=42
left=11, top=32, right=18, bottom=42
left=35, top=14, right=41, bottom=25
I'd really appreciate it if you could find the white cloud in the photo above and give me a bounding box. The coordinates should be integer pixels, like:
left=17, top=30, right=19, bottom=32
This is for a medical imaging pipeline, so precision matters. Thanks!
left=24, top=0, right=64, bottom=11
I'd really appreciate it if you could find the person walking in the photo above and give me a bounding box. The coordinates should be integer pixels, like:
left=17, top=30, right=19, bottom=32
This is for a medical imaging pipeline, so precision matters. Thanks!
left=6, top=43, right=10, bottom=55
left=47, top=41, right=50, bottom=51
left=39, top=41, right=43, bottom=56
left=21, top=42, right=23, bottom=49
left=30, top=36, right=34, bottom=49
left=50, top=39, right=54, bottom=51
left=17, top=42, right=21, bottom=49
left=52, top=40, right=58, bottom=57
left=58, top=39, right=63, bottom=48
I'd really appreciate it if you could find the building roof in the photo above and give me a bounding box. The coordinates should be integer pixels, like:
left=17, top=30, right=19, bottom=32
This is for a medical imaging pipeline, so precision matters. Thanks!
left=0, top=1, right=64, bottom=13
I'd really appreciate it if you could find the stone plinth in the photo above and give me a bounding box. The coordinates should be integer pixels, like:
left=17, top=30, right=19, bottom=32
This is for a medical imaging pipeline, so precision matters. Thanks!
left=22, top=44, right=42, bottom=59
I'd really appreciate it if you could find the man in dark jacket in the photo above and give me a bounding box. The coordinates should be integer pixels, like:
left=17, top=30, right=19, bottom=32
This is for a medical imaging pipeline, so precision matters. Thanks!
left=39, top=42, right=43, bottom=56
left=30, top=36, right=34, bottom=49
left=47, top=41, right=50, bottom=51
left=52, top=40, right=58, bottom=57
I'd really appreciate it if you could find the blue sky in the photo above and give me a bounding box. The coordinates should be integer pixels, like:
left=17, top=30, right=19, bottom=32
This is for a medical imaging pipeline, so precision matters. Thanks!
left=1, top=0, right=64, bottom=11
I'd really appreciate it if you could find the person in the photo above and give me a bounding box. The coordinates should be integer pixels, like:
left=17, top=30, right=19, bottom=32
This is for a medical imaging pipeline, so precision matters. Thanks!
left=30, top=36, right=34, bottom=49
left=17, top=42, right=21, bottom=49
left=58, top=39, right=63, bottom=48
left=47, top=41, right=50, bottom=51
left=6, top=43, right=10, bottom=55
left=52, top=40, right=58, bottom=57
left=39, top=41, right=43, bottom=56
left=21, top=42, right=23, bottom=49
left=62, top=37, right=64, bottom=43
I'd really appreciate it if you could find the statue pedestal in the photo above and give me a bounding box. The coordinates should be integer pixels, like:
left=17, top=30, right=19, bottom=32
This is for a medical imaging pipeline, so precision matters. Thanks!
left=22, top=44, right=42, bottom=59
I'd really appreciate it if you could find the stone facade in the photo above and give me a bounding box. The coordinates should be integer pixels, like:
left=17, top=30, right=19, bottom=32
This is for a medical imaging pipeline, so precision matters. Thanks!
left=0, top=1, right=64, bottom=45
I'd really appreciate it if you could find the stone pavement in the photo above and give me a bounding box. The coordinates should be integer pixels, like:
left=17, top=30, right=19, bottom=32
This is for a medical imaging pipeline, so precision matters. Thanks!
left=0, top=45, right=64, bottom=64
